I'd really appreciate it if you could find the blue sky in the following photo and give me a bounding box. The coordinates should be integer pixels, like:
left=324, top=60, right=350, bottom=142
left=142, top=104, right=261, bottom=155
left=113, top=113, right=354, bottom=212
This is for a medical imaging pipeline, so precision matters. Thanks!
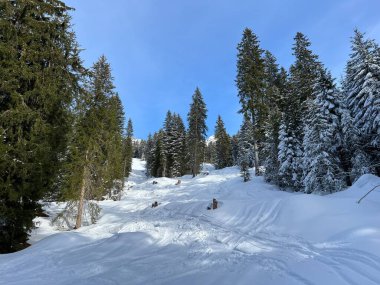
left=65, top=0, right=380, bottom=139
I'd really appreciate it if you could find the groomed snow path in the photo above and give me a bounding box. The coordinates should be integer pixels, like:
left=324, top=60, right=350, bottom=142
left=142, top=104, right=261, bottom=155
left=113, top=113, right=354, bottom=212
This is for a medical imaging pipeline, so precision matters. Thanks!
left=1, top=159, right=380, bottom=285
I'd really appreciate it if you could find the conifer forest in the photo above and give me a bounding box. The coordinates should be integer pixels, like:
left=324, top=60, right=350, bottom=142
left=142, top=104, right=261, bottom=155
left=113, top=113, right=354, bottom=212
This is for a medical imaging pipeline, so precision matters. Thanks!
left=0, top=1, right=380, bottom=284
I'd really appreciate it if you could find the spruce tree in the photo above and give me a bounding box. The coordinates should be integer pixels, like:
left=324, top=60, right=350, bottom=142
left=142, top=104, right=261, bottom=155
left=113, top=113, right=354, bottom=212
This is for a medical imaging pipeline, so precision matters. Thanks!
left=214, top=116, right=232, bottom=169
left=0, top=0, right=83, bottom=252
left=60, top=56, right=122, bottom=229
left=162, top=111, right=173, bottom=176
left=278, top=33, right=320, bottom=190
left=187, top=88, right=208, bottom=177
left=205, top=141, right=216, bottom=164
left=123, top=118, right=134, bottom=183
left=170, top=114, right=187, bottom=177
left=150, top=130, right=167, bottom=177
left=277, top=113, right=303, bottom=189
left=145, top=134, right=155, bottom=176
left=343, top=30, right=380, bottom=178
left=236, top=28, right=265, bottom=175
left=302, top=69, right=345, bottom=193
left=104, top=94, right=124, bottom=192
left=237, top=117, right=255, bottom=182
left=231, top=135, right=240, bottom=166
left=262, top=51, right=284, bottom=184
left=133, top=139, right=145, bottom=159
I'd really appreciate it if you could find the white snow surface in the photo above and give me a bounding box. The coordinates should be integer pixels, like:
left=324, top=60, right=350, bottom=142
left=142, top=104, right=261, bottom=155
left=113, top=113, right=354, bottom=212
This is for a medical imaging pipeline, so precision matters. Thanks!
left=1, top=159, right=380, bottom=285
left=206, top=135, right=216, bottom=145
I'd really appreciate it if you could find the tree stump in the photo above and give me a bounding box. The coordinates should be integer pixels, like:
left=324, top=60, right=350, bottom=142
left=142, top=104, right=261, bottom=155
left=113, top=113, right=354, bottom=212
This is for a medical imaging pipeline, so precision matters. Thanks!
left=212, top=198, right=218, bottom=210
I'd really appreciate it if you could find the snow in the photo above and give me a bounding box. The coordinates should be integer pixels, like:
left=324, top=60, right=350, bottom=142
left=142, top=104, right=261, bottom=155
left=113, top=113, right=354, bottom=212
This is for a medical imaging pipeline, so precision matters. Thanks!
left=132, top=138, right=142, bottom=143
left=1, top=159, right=380, bottom=284
left=206, top=135, right=216, bottom=145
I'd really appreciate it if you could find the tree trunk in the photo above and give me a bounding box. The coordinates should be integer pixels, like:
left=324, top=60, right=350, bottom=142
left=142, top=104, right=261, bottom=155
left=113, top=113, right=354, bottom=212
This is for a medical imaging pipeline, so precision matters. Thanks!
left=75, top=149, right=90, bottom=229
left=162, top=163, right=166, bottom=178
left=251, top=115, right=260, bottom=176
left=122, top=158, right=127, bottom=189
left=75, top=166, right=87, bottom=229
left=253, top=140, right=260, bottom=176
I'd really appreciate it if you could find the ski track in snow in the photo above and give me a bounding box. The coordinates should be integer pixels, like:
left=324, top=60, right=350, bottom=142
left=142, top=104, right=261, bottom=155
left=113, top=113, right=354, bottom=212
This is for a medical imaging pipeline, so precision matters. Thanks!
left=1, top=159, right=380, bottom=285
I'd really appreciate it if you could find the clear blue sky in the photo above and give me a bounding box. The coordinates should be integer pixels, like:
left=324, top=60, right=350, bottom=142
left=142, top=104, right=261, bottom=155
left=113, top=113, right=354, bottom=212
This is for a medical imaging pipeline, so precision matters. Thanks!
left=65, top=0, right=380, bottom=139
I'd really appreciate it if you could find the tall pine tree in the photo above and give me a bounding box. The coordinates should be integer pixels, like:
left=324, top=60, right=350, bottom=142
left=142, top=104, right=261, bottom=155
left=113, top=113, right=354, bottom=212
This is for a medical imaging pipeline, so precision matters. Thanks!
left=262, top=51, right=284, bottom=184
left=236, top=28, right=265, bottom=175
left=0, top=0, right=83, bottom=252
left=278, top=33, right=320, bottom=190
left=123, top=118, right=134, bottom=184
left=343, top=30, right=380, bottom=178
left=187, top=88, right=208, bottom=177
left=60, top=56, right=123, bottom=229
left=169, top=114, right=187, bottom=177
left=302, top=69, right=345, bottom=194
left=214, top=115, right=232, bottom=169
left=237, top=117, right=255, bottom=182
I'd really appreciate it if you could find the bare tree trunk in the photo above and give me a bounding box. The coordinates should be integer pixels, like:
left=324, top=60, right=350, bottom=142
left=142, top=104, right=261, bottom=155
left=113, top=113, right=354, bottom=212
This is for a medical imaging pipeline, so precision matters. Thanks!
left=253, top=140, right=260, bottom=176
left=122, top=158, right=127, bottom=189
left=193, top=145, right=198, bottom=177
left=251, top=114, right=260, bottom=177
left=162, top=163, right=166, bottom=178
left=75, top=167, right=87, bottom=229
left=76, top=149, right=89, bottom=229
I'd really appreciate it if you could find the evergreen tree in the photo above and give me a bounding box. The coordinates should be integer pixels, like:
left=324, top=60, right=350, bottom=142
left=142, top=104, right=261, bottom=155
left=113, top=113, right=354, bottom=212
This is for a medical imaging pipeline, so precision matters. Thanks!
left=277, top=112, right=303, bottom=190
left=262, top=51, right=284, bottom=184
left=155, top=111, right=188, bottom=178
left=204, top=141, right=216, bottom=164
left=336, top=95, right=356, bottom=186
left=104, top=94, right=125, bottom=191
left=150, top=130, right=167, bottom=177
left=237, top=117, right=255, bottom=182
left=343, top=30, right=380, bottom=178
left=278, top=33, right=320, bottom=190
left=187, top=88, right=208, bottom=177
left=162, top=111, right=172, bottom=177
left=133, top=139, right=145, bottom=159
left=0, top=0, right=83, bottom=252
left=236, top=28, right=265, bottom=175
left=145, top=134, right=155, bottom=176
left=214, top=116, right=232, bottom=169
left=302, top=69, right=345, bottom=194
left=123, top=118, right=134, bottom=183
left=60, top=56, right=122, bottom=229
left=170, top=114, right=187, bottom=177
left=290, top=33, right=320, bottom=105
left=230, top=135, right=240, bottom=166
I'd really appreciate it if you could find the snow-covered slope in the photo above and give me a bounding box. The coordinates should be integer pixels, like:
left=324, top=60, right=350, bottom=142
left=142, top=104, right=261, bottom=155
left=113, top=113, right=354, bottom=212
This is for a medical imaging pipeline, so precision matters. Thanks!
left=206, top=135, right=216, bottom=145
left=1, top=159, right=380, bottom=285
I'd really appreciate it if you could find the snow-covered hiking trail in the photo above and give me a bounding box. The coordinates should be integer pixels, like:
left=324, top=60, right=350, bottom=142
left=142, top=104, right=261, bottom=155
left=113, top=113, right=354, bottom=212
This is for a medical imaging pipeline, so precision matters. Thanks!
left=1, top=159, right=380, bottom=285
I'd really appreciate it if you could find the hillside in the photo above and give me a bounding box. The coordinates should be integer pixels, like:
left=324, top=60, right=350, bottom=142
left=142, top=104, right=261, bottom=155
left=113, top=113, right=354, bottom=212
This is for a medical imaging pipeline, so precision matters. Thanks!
left=1, top=159, right=380, bottom=285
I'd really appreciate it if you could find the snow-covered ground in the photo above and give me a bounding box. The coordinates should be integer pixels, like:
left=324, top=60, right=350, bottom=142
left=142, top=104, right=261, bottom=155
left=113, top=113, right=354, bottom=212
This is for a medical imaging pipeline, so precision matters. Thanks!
left=1, top=159, right=380, bottom=285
